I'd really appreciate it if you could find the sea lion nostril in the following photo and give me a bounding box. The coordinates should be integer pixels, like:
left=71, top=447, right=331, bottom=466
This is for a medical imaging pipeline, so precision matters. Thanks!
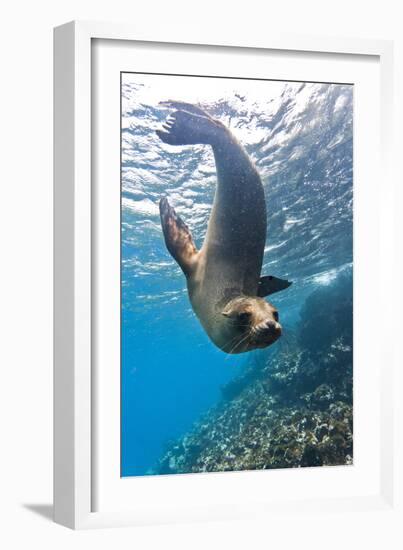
left=262, top=320, right=282, bottom=336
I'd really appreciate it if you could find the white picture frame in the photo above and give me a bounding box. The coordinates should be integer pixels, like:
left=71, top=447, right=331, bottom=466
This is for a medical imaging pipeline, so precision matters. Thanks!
left=54, top=20, right=399, bottom=530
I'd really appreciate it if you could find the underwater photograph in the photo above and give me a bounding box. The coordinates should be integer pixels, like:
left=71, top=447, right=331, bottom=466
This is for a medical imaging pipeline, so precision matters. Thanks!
left=121, top=73, right=353, bottom=477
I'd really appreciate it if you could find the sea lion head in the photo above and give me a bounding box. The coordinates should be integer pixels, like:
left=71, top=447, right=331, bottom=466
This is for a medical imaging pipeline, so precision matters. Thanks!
left=220, top=296, right=282, bottom=354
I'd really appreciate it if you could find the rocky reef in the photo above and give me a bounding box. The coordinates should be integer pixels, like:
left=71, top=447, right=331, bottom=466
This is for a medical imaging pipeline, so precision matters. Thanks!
left=154, top=272, right=353, bottom=474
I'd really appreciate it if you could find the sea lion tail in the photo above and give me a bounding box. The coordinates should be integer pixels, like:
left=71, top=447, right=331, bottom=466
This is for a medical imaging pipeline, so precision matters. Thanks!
left=157, top=100, right=225, bottom=146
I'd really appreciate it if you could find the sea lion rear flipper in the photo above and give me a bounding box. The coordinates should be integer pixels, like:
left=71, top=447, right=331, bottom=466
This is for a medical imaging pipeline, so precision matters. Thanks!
left=257, top=275, right=292, bottom=297
left=159, top=100, right=213, bottom=118
left=156, top=101, right=225, bottom=146
left=159, top=197, right=198, bottom=277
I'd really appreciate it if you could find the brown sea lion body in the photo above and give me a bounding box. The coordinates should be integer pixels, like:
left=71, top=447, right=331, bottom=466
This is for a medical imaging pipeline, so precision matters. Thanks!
left=157, top=101, right=291, bottom=353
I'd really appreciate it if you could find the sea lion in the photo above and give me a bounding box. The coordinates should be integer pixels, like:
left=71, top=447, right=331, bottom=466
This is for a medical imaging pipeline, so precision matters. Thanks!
left=157, top=100, right=292, bottom=354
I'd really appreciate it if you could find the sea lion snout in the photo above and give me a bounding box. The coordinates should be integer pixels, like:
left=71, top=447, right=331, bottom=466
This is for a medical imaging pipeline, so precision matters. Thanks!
left=251, top=318, right=282, bottom=346
left=253, top=319, right=282, bottom=336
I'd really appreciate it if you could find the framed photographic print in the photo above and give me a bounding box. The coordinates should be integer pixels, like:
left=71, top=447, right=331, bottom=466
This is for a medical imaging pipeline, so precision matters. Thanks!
left=54, top=21, right=399, bottom=530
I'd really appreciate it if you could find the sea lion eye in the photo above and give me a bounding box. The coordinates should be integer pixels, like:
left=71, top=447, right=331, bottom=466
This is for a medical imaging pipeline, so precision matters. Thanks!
left=273, top=311, right=279, bottom=322
left=238, top=312, right=251, bottom=323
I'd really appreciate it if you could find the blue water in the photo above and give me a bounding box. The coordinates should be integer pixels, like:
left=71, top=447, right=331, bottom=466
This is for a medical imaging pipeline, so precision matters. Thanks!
left=121, top=74, right=353, bottom=477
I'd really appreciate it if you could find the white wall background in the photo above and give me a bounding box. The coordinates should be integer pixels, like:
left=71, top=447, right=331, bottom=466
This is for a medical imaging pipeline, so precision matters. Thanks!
left=0, top=0, right=401, bottom=548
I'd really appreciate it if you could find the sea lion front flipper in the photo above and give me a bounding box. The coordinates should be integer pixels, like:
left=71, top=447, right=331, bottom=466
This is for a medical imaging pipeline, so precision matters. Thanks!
left=257, top=275, right=292, bottom=297
left=159, top=197, right=198, bottom=277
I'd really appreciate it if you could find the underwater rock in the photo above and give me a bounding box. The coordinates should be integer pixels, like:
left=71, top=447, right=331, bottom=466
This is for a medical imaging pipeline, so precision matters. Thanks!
left=298, top=272, right=353, bottom=354
left=154, top=272, right=353, bottom=475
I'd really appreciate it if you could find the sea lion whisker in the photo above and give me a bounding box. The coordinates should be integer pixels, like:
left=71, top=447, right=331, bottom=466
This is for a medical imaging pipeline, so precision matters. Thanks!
left=226, top=330, right=252, bottom=357
left=232, top=331, right=252, bottom=354
left=221, top=330, right=251, bottom=356
left=221, top=332, right=243, bottom=353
